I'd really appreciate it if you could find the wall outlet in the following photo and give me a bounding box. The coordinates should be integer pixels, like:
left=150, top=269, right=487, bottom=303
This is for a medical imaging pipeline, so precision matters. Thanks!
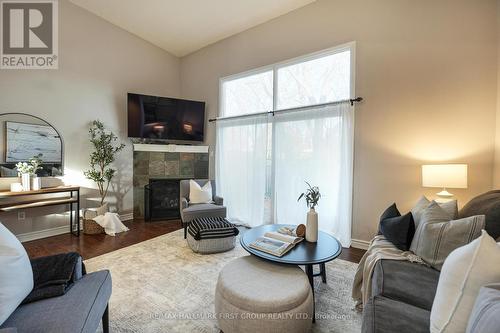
left=18, top=211, right=26, bottom=221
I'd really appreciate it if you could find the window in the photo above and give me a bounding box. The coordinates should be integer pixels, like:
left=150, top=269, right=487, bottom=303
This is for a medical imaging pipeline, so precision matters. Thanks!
left=217, top=43, right=355, bottom=246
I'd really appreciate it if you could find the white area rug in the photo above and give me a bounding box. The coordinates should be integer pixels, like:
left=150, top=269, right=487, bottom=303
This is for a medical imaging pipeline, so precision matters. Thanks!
left=85, top=229, right=362, bottom=332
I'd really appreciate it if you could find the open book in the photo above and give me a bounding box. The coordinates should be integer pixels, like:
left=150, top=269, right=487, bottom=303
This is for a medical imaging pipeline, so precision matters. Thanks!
left=249, top=231, right=303, bottom=257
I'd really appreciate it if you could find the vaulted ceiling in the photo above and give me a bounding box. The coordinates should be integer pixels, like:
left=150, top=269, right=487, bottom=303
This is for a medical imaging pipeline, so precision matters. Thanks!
left=70, top=0, right=316, bottom=57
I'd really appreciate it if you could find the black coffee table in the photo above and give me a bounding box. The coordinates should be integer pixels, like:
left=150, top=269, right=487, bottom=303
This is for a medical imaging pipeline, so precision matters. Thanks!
left=240, top=224, right=342, bottom=321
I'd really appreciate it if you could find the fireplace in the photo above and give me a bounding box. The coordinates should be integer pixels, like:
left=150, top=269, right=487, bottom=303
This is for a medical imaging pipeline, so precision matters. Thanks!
left=144, top=179, right=181, bottom=221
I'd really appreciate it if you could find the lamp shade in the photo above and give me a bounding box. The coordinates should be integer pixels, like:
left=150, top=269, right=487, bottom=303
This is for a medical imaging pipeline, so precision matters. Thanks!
left=422, top=164, right=468, bottom=189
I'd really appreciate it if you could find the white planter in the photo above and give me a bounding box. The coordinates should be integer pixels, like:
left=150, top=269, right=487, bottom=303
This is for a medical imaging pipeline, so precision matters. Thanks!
left=305, top=208, right=318, bottom=242
left=21, top=173, right=30, bottom=191
left=31, top=177, right=41, bottom=190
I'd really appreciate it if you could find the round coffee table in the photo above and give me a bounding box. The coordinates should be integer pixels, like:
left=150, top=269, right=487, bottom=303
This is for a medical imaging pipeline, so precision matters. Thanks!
left=240, top=224, right=342, bottom=321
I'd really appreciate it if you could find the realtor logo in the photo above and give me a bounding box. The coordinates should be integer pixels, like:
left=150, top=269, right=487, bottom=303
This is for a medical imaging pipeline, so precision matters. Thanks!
left=0, top=0, right=58, bottom=69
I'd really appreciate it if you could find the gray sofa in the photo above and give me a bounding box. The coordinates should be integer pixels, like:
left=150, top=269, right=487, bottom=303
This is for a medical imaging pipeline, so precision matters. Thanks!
left=180, top=179, right=226, bottom=238
left=0, top=254, right=112, bottom=333
left=362, top=191, right=500, bottom=333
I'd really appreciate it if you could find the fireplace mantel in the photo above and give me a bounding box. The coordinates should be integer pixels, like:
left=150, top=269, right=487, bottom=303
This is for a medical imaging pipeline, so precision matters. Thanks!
left=133, top=143, right=209, bottom=153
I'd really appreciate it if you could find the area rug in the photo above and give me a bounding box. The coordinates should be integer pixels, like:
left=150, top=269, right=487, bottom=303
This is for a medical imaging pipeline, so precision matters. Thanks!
left=85, top=229, right=362, bottom=332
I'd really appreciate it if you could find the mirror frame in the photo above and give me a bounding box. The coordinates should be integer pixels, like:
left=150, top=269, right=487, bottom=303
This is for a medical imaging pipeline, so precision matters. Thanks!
left=0, top=112, right=64, bottom=177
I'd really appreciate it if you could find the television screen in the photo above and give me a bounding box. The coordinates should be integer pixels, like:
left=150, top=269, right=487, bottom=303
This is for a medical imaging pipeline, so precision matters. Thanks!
left=127, top=93, right=205, bottom=142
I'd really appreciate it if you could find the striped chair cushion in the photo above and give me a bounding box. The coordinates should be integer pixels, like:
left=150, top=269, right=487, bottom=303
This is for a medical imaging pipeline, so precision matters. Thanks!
left=188, top=217, right=239, bottom=240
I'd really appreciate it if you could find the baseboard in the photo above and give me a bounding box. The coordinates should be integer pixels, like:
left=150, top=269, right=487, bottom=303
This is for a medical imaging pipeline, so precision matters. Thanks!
left=120, top=213, right=134, bottom=221
left=350, top=238, right=370, bottom=250
left=17, top=225, right=70, bottom=243
left=17, top=213, right=134, bottom=242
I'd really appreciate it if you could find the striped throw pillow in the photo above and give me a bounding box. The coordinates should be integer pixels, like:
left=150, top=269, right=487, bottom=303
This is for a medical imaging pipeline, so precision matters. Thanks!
left=410, top=201, right=484, bottom=270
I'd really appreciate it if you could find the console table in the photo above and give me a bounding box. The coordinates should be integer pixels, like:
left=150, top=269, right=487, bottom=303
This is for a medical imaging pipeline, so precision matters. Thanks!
left=0, top=186, right=81, bottom=236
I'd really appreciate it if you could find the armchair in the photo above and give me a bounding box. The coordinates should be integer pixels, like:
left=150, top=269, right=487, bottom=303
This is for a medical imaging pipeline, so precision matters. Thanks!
left=180, top=179, right=227, bottom=238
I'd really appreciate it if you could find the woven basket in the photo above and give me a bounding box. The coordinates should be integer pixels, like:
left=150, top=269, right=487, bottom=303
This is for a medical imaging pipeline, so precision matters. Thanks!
left=82, top=203, right=108, bottom=235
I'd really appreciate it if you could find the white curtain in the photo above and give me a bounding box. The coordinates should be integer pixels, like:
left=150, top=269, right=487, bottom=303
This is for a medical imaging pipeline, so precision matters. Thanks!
left=273, top=103, right=354, bottom=246
left=216, top=114, right=270, bottom=227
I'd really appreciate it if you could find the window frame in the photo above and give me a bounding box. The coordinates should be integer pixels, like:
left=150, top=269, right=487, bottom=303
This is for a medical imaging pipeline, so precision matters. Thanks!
left=219, top=41, right=356, bottom=117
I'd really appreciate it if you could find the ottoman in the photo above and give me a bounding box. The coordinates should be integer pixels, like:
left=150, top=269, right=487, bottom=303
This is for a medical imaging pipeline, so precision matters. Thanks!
left=215, top=256, right=313, bottom=333
left=187, top=217, right=239, bottom=254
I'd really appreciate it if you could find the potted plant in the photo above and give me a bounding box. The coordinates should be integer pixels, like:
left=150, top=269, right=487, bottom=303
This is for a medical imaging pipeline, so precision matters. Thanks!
left=297, top=182, right=321, bottom=242
left=83, top=120, right=125, bottom=211
left=15, top=154, right=43, bottom=191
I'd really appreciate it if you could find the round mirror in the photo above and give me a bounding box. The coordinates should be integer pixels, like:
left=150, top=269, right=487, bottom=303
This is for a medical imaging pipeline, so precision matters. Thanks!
left=0, top=113, right=63, bottom=177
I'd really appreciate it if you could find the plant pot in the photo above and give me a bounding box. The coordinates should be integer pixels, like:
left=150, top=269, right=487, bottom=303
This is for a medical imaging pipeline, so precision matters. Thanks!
left=305, top=208, right=318, bottom=242
left=21, top=173, right=30, bottom=191
left=31, top=177, right=41, bottom=190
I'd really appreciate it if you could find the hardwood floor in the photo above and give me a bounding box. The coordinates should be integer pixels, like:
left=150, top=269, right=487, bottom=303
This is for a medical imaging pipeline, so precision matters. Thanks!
left=23, top=219, right=366, bottom=263
left=23, top=219, right=182, bottom=260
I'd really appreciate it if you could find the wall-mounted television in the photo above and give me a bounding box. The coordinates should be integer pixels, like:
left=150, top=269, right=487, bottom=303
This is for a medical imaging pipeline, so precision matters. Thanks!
left=127, top=93, right=205, bottom=142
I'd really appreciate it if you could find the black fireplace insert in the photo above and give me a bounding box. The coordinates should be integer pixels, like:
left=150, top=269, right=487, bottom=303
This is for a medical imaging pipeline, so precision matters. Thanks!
left=144, top=179, right=181, bottom=221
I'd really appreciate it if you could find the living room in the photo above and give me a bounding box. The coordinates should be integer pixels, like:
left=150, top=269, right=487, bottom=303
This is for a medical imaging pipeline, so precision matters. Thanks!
left=0, top=0, right=499, bottom=332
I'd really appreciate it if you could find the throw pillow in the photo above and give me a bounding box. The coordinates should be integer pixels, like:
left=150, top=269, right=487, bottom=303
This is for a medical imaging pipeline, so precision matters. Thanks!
left=430, top=230, right=500, bottom=333
left=411, top=196, right=458, bottom=228
left=410, top=201, right=484, bottom=270
left=466, top=283, right=500, bottom=333
left=377, top=203, right=400, bottom=235
left=189, top=180, right=212, bottom=204
left=379, top=212, right=415, bottom=251
left=0, top=222, right=34, bottom=325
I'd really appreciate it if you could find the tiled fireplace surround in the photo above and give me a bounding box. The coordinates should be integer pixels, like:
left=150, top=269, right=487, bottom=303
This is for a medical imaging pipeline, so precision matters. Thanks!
left=133, top=149, right=209, bottom=218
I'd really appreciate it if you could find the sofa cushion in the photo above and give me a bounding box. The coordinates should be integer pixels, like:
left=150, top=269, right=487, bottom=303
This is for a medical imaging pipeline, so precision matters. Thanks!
left=0, top=270, right=111, bottom=333
left=362, top=295, right=430, bottom=333
left=430, top=230, right=500, bottom=333
left=459, top=190, right=500, bottom=239
left=371, top=259, right=440, bottom=311
left=182, top=203, right=226, bottom=222
left=466, top=283, right=500, bottom=333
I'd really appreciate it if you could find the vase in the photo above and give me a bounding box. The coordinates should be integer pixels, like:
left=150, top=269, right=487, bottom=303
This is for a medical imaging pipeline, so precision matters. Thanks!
left=305, top=208, right=318, bottom=242
left=31, top=177, right=41, bottom=190
left=21, top=173, right=30, bottom=191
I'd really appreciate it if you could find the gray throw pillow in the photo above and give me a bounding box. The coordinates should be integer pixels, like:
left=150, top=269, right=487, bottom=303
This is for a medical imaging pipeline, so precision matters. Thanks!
left=0, top=166, right=17, bottom=177
left=466, top=283, right=500, bottom=333
left=410, top=201, right=484, bottom=270
left=411, top=196, right=457, bottom=229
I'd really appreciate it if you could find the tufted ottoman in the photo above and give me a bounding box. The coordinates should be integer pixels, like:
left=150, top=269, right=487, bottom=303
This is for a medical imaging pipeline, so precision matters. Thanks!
left=215, top=255, right=313, bottom=333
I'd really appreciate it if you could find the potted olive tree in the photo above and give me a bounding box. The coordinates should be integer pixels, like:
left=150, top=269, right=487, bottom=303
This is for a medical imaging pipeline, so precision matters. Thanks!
left=297, top=182, right=321, bottom=242
left=84, top=120, right=125, bottom=210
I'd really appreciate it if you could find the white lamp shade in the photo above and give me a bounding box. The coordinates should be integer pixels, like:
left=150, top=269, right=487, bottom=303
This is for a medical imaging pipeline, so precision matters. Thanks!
left=422, top=164, right=468, bottom=189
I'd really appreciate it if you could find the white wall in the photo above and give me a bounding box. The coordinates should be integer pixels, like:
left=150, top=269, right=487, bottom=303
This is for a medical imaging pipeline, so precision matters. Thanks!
left=2, top=0, right=499, bottom=244
left=0, top=0, right=180, bottom=236
left=180, top=0, right=498, bottom=242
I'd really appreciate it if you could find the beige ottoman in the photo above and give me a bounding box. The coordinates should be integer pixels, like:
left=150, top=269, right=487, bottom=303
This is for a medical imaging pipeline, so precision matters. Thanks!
left=215, top=255, right=313, bottom=333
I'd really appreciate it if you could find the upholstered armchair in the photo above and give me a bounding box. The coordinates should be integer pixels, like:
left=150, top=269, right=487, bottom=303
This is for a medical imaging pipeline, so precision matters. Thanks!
left=179, top=179, right=227, bottom=238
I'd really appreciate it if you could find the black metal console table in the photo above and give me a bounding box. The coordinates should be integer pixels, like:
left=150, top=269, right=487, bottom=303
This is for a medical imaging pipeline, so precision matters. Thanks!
left=0, top=185, right=81, bottom=236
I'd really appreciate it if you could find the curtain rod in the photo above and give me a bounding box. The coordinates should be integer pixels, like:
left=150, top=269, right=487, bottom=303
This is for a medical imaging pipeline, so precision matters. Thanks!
left=208, top=97, right=363, bottom=123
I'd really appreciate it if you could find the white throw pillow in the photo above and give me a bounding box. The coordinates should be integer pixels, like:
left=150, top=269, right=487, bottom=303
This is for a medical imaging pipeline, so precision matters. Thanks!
left=430, top=230, right=500, bottom=333
left=189, top=180, right=212, bottom=204
left=0, top=222, right=34, bottom=325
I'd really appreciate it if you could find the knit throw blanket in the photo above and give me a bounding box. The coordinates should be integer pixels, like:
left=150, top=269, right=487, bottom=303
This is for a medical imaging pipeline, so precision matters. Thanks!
left=188, top=217, right=239, bottom=240
left=351, top=235, right=424, bottom=311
